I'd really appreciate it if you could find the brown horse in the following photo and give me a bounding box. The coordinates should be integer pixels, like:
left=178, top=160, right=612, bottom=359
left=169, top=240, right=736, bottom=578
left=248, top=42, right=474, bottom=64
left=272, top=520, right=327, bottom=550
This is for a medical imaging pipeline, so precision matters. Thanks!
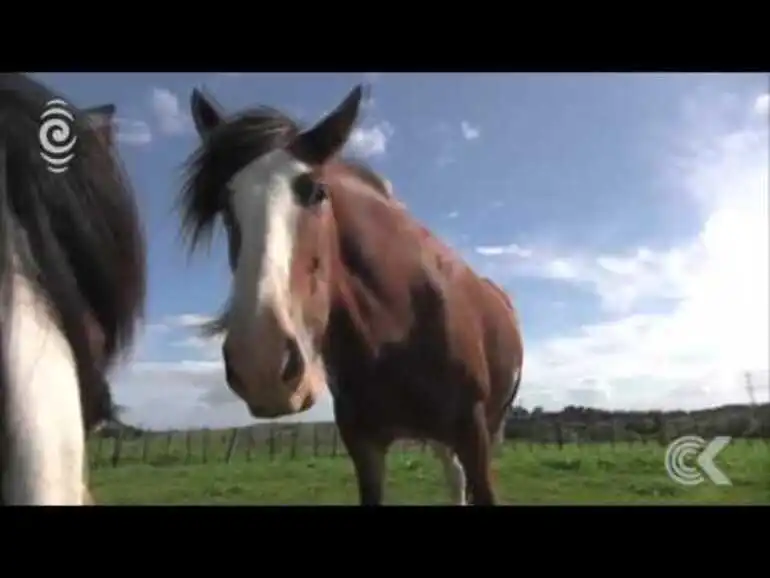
left=178, top=84, right=523, bottom=505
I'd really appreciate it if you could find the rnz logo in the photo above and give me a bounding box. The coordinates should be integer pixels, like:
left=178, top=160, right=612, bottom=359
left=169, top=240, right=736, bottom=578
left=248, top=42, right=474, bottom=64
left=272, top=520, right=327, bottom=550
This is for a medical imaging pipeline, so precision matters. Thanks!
left=39, top=99, right=78, bottom=174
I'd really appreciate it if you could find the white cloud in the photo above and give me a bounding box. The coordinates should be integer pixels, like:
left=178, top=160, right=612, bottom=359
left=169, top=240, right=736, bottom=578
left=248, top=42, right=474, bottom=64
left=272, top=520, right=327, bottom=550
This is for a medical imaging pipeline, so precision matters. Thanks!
left=172, top=333, right=224, bottom=361
left=157, top=313, right=224, bottom=359
left=460, top=120, right=480, bottom=140
left=109, top=308, right=337, bottom=429
left=475, top=243, right=532, bottom=258
left=431, top=119, right=480, bottom=166
left=112, top=359, right=335, bottom=430
left=486, top=246, right=698, bottom=315
left=346, top=121, right=394, bottom=157
left=166, top=313, right=214, bottom=328
left=491, top=90, right=769, bottom=412
left=115, top=118, right=152, bottom=146
left=143, top=322, right=171, bottom=334
left=753, top=92, right=769, bottom=116
left=150, top=88, right=193, bottom=136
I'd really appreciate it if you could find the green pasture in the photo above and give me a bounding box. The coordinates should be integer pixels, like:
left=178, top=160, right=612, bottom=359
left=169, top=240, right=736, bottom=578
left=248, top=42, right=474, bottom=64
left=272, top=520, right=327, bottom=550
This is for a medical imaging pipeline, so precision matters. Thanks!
left=88, top=434, right=769, bottom=505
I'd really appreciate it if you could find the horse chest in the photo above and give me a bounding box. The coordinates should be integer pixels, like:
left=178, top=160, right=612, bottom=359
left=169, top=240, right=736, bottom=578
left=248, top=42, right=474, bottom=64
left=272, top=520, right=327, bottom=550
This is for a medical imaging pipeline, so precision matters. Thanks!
left=330, top=363, right=461, bottom=438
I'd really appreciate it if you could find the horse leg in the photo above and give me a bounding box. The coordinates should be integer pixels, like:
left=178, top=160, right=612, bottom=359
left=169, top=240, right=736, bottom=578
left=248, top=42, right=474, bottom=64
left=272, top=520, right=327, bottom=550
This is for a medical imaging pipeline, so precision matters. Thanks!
left=430, top=441, right=467, bottom=505
left=452, top=402, right=495, bottom=505
left=337, top=422, right=388, bottom=505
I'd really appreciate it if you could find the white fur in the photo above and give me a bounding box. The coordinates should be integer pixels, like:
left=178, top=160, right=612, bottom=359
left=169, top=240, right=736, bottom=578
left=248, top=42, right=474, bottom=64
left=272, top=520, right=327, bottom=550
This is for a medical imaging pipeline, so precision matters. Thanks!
left=430, top=441, right=467, bottom=505
left=2, top=274, right=85, bottom=505
left=427, top=367, right=518, bottom=506
left=226, top=149, right=319, bottom=369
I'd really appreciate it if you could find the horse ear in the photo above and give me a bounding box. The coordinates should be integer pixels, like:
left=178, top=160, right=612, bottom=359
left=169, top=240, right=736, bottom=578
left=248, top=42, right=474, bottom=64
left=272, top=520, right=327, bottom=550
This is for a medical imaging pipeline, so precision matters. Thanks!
left=191, top=88, right=224, bottom=136
left=82, top=104, right=116, bottom=148
left=292, top=84, right=367, bottom=165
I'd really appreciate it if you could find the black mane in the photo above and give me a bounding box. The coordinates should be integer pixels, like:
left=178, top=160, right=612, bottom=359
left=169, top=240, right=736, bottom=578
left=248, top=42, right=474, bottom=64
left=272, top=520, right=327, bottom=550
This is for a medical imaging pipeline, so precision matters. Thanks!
left=178, top=101, right=392, bottom=253
left=179, top=106, right=301, bottom=252
left=0, top=73, right=146, bottom=428
left=178, top=94, right=397, bottom=260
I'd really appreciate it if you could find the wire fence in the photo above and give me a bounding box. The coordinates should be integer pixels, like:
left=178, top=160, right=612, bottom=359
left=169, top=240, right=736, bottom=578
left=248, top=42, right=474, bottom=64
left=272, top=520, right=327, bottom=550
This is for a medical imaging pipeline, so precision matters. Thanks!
left=89, top=408, right=769, bottom=469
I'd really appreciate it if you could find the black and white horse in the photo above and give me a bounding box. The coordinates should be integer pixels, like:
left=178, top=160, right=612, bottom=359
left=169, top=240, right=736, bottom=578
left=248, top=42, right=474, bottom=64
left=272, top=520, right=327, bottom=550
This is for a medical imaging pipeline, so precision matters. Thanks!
left=0, top=73, right=146, bottom=504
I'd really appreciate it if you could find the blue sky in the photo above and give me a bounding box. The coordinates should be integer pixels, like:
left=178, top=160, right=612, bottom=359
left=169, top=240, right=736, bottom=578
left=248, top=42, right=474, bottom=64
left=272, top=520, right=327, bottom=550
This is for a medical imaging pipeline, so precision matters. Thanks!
left=32, top=73, right=769, bottom=430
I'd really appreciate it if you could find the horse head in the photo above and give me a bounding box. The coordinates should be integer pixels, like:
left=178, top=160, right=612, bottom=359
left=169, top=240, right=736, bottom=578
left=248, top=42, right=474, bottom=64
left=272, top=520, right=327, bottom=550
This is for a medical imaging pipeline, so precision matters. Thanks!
left=181, top=84, right=367, bottom=418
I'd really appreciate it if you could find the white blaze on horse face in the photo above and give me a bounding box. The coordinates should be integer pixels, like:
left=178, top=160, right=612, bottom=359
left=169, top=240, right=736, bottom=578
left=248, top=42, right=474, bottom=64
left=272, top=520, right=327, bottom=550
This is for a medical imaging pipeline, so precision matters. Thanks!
left=2, top=274, right=85, bottom=505
left=228, top=149, right=305, bottom=320
left=225, top=149, right=314, bottom=378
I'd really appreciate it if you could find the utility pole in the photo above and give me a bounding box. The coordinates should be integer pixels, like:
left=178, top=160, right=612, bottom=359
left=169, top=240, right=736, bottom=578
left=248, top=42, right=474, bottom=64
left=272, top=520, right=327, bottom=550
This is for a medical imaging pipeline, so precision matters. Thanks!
left=744, top=372, right=756, bottom=406
left=741, top=371, right=761, bottom=438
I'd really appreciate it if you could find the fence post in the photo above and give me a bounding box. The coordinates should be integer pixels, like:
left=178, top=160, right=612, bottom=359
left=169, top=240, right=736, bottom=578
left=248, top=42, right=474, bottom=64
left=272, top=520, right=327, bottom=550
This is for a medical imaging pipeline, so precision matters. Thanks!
left=111, top=428, right=124, bottom=468
left=96, top=435, right=104, bottom=467
left=313, top=424, right=319, bottom=457
left=141, top=434, right=150, bottom=463
left=245, top=429, right=254, bottom=461
left=87, top=437, right=96, bottom=468
left=290, top=426, right=299, bottom=460
left=165, top=432, right=173, bottom=458
left=185, top=431, right=193, bottom=464
left=225, top=428, right=239, bottom=463
left=555, top=421, right=564, bottom=450
left=268, top=426, right=276, bottom=460
left=610, top=419, right=618, bottom=448
left=202, top=429, right=209, bottom=464
left=528, top=417, right=536, bottom=451
left=655, top=413, right=667, bottom=447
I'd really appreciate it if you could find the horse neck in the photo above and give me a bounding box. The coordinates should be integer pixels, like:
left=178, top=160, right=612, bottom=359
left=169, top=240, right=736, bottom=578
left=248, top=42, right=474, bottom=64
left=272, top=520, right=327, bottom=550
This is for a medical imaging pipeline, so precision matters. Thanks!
left=324, top=186, right=413, bottom=342
left=1, top=274, right=86, bottom=504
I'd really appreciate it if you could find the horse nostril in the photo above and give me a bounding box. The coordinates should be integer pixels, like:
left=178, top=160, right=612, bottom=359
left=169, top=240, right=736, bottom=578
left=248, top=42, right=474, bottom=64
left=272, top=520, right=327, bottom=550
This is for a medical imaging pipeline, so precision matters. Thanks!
left=280, top=338, right=304, bottom=385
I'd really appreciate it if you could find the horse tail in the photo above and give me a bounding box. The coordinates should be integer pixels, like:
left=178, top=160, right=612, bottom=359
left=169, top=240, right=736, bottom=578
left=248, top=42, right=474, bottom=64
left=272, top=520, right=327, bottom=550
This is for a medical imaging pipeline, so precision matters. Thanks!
left=481, top=278, right=523, bottom=446
left=492, top=366, right=522, bottom=446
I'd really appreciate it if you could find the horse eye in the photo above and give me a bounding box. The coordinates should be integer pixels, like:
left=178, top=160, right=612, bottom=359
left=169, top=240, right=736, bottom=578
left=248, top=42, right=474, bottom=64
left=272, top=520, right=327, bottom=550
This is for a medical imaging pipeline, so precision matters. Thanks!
left=292, top=174, right=328, bottom=206
left=311, top=182, right=328, bottom=204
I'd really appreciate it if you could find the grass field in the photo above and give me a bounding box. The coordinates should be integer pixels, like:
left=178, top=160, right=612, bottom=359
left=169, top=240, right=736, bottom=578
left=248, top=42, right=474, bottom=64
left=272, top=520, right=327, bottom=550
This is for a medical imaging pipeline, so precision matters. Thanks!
left=88, top=438, right=769, bottom=505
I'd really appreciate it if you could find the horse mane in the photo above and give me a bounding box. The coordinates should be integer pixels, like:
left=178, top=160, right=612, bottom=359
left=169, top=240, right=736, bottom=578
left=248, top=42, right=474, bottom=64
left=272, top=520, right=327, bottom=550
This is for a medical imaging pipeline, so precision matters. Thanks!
left=179, top=105, right=302, bottom=253
left=179, top=104, right=396, bottom=254
left=0, top=72, right=146, bottom=404
left=339, top=158, right=395, bottom=201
